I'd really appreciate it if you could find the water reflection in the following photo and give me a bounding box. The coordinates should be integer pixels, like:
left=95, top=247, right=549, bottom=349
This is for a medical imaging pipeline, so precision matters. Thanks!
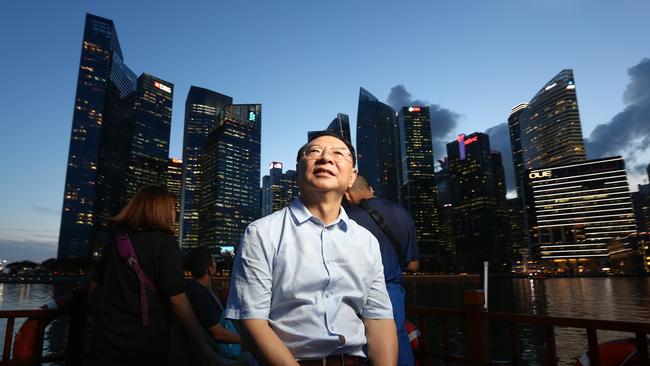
left=404, top=277, right=650, bottom=366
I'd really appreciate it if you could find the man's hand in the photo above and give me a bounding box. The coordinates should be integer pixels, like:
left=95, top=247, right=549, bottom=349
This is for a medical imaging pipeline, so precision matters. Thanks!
left=405, top=260, right=419, bottom=273
left=209, top=324, right=241, bottom=344
left=364, top=318, right=398, bottom=366
left=239, top=319, right=299, bottom=366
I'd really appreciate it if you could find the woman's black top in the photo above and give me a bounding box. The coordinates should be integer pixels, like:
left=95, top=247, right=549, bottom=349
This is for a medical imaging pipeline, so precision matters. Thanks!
left=91, top=230, right=185, bottom=365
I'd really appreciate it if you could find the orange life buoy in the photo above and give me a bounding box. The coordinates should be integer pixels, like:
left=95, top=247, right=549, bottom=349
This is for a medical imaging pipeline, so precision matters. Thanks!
left=12, top=296, right=72, bottom=360
left=575, top=338, right=640, bottom=366
left=405, top=319, right=422, bottom=366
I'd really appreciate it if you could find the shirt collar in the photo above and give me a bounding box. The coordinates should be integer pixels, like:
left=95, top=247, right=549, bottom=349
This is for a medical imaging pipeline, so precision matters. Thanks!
left=289, top=197, right=350, bottom=231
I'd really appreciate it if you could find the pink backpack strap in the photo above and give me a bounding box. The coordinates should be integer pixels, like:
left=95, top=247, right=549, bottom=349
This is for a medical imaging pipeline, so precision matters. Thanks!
left=115, top=232, right=158, bottom=327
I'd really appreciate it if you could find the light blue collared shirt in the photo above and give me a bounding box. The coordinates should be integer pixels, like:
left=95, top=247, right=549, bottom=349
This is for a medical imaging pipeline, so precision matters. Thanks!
left=224, top=198, right=393, bottom=359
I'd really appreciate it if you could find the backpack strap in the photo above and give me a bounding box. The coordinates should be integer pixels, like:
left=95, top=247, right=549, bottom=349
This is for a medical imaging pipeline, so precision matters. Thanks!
left=115, top=232, right=158, bottom=327
left=357, top=199, right=405, bottom=264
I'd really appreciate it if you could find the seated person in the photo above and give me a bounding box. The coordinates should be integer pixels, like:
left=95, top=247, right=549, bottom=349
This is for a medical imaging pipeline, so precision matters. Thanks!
left=185, top=248, right=241, bottom=345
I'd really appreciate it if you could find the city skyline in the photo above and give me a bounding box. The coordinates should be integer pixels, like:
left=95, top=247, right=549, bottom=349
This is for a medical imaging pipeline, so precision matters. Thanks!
left=2, top=1, right=650, bottom=262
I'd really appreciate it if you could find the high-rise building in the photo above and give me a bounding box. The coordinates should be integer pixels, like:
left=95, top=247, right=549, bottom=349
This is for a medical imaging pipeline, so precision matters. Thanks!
left=608, top=232, right=650, bottom=275
left=166, top=158, right=183, bottom=237
left=199, top=104, right=261, bottom=249
left=180, top=87, right=232, bottom=250
left=507, top=103, right=528, bottom=197
left=261, top=162, right=299, bottom=217
left=356, top=88, right=401, bottom=203
left=631, top=165, right=650, bottom=232
left=308, top=113, right=352, bottom=143
left=123, top=74, right=173, bottom=199
left=58, top=14, right=137, bottom=259
left=446, top=133, right=509, bottom=272
left=398, top=106, right=439, bottom=258
left=509, top=70, right=586, bottom=197
left=525, top=156, right=636, bottom=271
left=434, top=159, right=455, bottom=272
left=261, top=162, right=284, bottom=216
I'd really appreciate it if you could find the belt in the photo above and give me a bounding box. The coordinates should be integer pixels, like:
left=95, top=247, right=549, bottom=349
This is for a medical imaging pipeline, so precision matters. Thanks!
left=298, top=354, right=368, bottom=366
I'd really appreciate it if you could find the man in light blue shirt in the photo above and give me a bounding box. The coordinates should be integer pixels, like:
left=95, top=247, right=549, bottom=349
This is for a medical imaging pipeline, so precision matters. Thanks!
left=225, top=132, right=397, bottom=365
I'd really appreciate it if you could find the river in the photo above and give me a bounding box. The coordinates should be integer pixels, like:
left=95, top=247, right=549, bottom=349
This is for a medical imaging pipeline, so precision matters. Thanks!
left=1, top=277, right=649, bottom=365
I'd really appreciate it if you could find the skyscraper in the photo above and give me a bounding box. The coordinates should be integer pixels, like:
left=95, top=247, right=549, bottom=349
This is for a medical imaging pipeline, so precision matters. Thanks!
left=525, top=157, right=636, bottom=271
left=507, top=103, right=528, bottom=197
left=123, top=74, right=173, bottom=199
left=58, top=14, right=137, bottom=259
left=261, top=162, right=298, bottom=217
left=398, top=106, right=439, bottom=258
left=261, top=162, right=284, bottom=216
left=308, top=113, right=352, bottom=143
left=356, top=87, right=401, bottom=203
left=509, top=69, right=586, bottom=196
left=199, top=104, right=261, bottom=249
left=446, top=133, right=509, bottom=272
left=180, top=87, right=232, bottom=250
left=166, top=158, right=183, bottom=237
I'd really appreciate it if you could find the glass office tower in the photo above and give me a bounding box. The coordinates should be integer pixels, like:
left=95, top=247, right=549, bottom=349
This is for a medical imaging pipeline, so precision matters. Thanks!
left=180, top=87, right=233, bottom=250
left=199, top=104, right=261, bottom=249
left=123, top=74, right=173, bottom=199
left=398, top=106, right=439, bottom=258
left=356, top=87, right=401, bottom=203
left=58, top=14, right=137, bottom=259
left=446, top=133, right=509, bottom=272
left=509, top=70, right=586, bottom=197
left=308, top=113, right=352, bottom=143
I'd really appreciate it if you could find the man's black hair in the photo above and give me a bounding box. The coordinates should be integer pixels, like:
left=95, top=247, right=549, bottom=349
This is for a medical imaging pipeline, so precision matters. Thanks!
left=184, top=247, right=213, bottom=279
left=295, top=131, right=356, bottom=167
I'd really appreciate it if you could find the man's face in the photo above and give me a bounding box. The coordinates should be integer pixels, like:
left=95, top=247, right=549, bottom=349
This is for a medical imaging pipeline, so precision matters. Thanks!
left=298, top=135, right=357, bottom=196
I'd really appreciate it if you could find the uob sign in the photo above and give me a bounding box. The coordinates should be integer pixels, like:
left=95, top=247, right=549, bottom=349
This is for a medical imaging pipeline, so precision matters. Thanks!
left=529, top=171, right=552, bottom=179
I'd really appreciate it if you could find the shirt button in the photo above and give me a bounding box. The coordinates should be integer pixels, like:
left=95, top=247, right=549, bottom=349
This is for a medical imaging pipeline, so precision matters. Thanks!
left=325, top=292, right=330, bottom=298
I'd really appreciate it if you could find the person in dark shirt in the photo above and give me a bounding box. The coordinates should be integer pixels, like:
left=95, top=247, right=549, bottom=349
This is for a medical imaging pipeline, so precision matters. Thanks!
left=185, top=247, right=241, bottom=345
left=90, top=185, right=220, bottom=366
left=344, top=175, right=420, bottom=366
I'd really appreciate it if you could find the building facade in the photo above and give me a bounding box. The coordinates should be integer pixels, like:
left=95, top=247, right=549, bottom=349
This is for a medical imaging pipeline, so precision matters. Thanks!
left=608, top=232, right=650, bottom=275
left=261, top=162, right=299, bottom=217
left=308, top=113, right=351, bottom=144
left=525, top=157, right=636, bottom=271
left=398, top=106, right=439, bottom=258
left=356, top=87, right=401, bottom=203
left=446, top=133, right=510, bottom=272
left=166, top=158, right=183, bottom=237
left=180, top=87, right=233, bottom=250
left=58, top=14, right=137, bottom=259
left=199, top=104, right=261, bottom=249
left=123, top=74, right=173, bottom=199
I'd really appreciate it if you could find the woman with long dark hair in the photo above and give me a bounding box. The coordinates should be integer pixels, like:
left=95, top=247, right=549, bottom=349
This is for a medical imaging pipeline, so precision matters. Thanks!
left=89, top=185, right=219, bottom=365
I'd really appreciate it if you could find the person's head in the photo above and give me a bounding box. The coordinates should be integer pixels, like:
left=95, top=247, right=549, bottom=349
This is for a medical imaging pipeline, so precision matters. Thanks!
left=184, top=247, right=216, bottom=279
left=295, top=131, right=357, bottom=198
left=344, top=175, right=375, bottom=205
left=108, top=185, right=176, bottom=234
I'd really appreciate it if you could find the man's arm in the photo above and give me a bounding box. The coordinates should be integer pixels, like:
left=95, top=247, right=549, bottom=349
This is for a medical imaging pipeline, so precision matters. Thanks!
left=208, top=324, right=241, bottom=344
left=170, top=293, right=222, bottom=366
left=239, top=319, right=299, bottom=366
left=364, top=318, right=398, bottom=366
left=405, top=259, right=419, bottom=273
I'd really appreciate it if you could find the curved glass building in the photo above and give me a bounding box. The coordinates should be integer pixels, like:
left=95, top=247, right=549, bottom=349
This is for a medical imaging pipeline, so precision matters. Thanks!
left=355, top=87, right=401, bottom=203
left=518, top=69, right=586, bottom=171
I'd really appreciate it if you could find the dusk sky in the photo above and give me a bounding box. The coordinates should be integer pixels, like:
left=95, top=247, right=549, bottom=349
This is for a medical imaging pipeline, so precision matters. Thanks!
left=1, top=0, right=649, bottom=263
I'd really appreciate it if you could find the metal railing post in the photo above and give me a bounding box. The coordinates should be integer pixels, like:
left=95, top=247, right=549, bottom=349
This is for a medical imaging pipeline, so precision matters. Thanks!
left=465, top=290, right=488, bottom=366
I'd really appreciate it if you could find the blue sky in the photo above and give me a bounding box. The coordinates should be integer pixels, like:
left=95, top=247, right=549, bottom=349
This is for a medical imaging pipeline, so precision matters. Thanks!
left=1, top=0, right=649, bottom=262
